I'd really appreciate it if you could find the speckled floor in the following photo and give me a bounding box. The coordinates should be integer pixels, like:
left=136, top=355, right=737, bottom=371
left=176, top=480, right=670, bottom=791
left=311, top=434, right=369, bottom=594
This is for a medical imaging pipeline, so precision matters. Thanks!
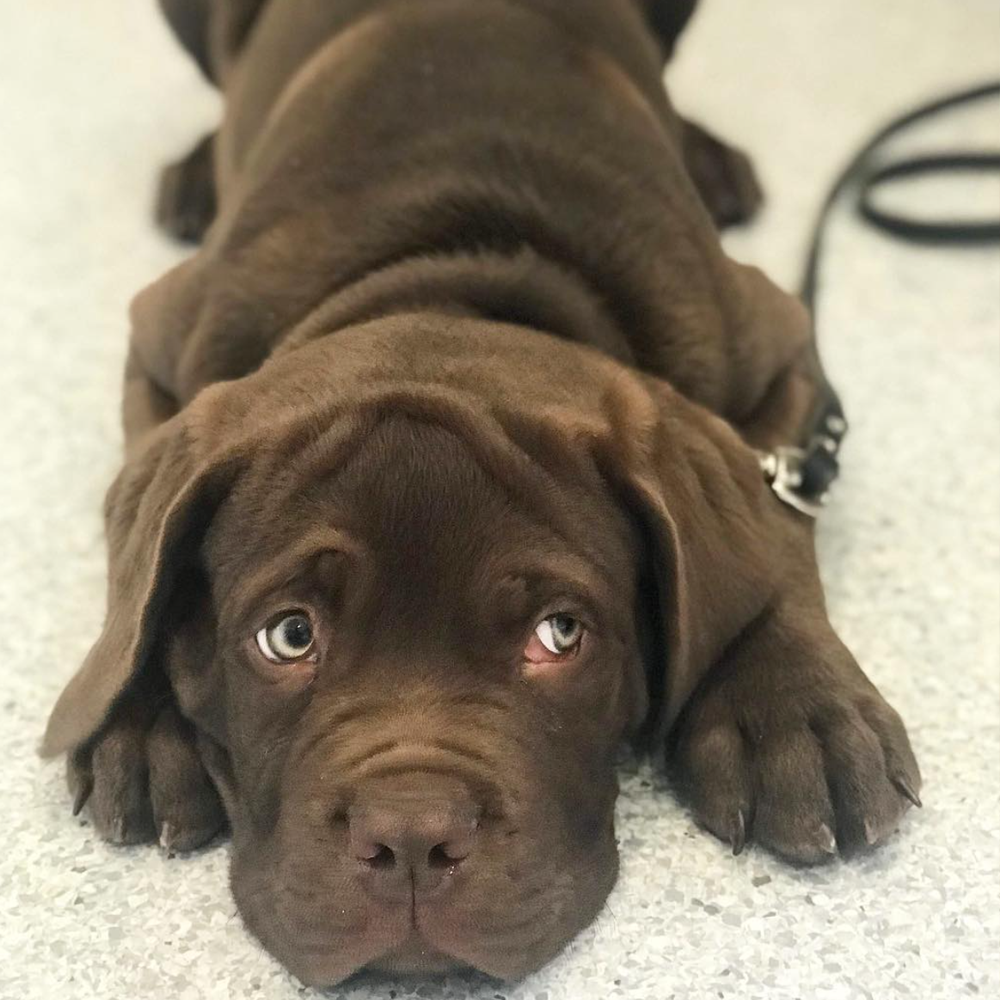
left=1, top=2, right=998, bottom=999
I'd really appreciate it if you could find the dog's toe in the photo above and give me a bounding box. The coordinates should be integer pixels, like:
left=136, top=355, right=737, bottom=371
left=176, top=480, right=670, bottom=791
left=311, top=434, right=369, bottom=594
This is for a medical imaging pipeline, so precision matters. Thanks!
left=147, top=705, right=225, bottom=852
left=67, top=699, right=224, bottom=853
left=80, top=718, right=156, bottom=846
left=673, top=667, right=920, bottom=864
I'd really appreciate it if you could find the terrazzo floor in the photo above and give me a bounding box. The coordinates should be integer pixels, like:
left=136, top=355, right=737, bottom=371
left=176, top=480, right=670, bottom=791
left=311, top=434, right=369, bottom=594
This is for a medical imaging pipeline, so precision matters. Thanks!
left=1, top=2, right=998, bottom=998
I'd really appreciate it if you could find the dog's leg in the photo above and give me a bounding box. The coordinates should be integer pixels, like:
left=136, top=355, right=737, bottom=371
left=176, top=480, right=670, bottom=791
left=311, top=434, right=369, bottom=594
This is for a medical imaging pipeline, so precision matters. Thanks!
left=155, top=131, right=217, bottom=244
left=160, top=0, right=215, bottom=81
left=636, top=2, right=764, bottom=228
left=159, top=0, right=269, bottom=84
left=680, top=118, right=764, bottom=229
left=637, top=0, right=700, bottom=60
left=667, top=599, right=921, bottom=863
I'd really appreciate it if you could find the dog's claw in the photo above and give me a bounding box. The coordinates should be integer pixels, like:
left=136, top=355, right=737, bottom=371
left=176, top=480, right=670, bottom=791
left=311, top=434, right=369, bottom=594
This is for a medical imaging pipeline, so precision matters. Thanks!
left=71, top=776, right=93, bottom=817
left=819, top=824, right=838, bottom=855
left=159, top=823, right=174, bottom=852
left=863, top=818, right=880, bottom=846
left=894, top=777, right=922, bottom=809
left=730, top=809, right=746, bottom=856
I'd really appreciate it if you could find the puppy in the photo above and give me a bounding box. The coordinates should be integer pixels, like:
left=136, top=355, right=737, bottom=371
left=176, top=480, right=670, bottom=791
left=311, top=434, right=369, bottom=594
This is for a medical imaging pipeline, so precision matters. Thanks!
left=43, top=0, right=920, bottom=985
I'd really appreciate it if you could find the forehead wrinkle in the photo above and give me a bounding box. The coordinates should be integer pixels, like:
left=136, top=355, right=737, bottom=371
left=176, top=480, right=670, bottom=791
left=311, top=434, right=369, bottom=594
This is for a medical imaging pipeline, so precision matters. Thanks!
left=359, top=414, right=634, bottom=610
left=487, top=456, right=634, bottom=597
left=494, top=554, right=617, bottom=612
left=233, top=407, right=382, bottom=523
left=219, top=408, right=633, bottom=621
left=221, top=526, right=365, bottom=623
left=370, top=411, right=632, bottom=591
left=433, top=415, right=636, bottom=590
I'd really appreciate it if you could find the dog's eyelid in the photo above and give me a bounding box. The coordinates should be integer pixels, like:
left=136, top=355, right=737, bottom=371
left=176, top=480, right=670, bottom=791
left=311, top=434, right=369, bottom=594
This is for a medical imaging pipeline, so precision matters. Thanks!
left=535, top=594, right=600, bottom=634
left=229, top=550, right=362, bottom=630
left=227, top=591, right=315, bottom=639
left=501, top=568, right=603, bottom=618
left=224, top=540, right=359, bottom=628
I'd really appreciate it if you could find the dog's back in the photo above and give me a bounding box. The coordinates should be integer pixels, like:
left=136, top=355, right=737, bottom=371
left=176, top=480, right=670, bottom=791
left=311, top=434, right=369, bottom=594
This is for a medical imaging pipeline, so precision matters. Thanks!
left=151, top=0, right=784, bottom=427
left=217, top=0, right=677, bottom=175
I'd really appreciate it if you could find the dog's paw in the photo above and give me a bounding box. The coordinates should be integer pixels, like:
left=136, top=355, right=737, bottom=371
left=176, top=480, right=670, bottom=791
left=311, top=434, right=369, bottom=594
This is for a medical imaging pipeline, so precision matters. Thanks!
left=671, top=654, right=921, bottom=864
left=154, top=132, right=217, bottom=244
left=681, top=119, right=764, bottom=229
left=68, top=701, right=225, bottom=852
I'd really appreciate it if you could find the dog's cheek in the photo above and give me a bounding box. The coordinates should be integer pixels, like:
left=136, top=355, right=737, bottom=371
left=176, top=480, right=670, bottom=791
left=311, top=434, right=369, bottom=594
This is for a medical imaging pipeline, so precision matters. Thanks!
left=539, top=648, right=642, bottom=759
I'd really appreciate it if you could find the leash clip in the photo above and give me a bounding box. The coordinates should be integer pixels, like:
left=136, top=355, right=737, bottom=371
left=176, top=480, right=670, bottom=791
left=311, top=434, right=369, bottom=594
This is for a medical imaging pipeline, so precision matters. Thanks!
left=758, top=411, right=846, bottom=519
left=759, top=446, right=827, bottom=518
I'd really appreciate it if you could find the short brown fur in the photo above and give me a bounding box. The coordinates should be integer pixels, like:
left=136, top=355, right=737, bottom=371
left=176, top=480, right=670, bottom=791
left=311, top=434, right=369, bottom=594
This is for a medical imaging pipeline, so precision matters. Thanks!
left=44, top=0, right=919, bottom=985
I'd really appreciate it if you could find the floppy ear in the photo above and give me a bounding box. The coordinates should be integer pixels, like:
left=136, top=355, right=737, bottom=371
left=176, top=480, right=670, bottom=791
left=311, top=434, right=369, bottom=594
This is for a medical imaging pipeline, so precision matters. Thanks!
left=601, top=375, right=812, bottom=745
left=41, top=409, right=243, bottom=759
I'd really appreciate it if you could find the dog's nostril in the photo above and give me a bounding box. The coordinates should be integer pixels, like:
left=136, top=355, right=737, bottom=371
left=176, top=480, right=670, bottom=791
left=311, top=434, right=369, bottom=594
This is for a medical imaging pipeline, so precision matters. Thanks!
left=359, top=843, right=395, bottom=869
left=427, top=843, right=465, bottom=869
left=347, top=791, right=481, bottom=883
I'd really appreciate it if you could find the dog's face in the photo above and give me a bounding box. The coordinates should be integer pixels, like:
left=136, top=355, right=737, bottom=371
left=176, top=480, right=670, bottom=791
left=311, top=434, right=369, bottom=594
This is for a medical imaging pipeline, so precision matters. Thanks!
left=45, top=317, right=815, bottom=986
left=166, top=412, right=652, bottom=982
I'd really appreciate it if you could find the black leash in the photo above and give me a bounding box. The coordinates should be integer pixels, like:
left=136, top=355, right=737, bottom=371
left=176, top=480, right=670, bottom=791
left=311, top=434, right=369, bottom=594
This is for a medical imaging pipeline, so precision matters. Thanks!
left=761, top=80, right=1000, bottom=517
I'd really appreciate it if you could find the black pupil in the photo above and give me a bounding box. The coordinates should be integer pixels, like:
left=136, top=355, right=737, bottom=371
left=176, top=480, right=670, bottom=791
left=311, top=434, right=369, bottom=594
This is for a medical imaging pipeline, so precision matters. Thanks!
left=551, top=615, right=578, bottom=647
left=281, top=616, right=312, bottom=651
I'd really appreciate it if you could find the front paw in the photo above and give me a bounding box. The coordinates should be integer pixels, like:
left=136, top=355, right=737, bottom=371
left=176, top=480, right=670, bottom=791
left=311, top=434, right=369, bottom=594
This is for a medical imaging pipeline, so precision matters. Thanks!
left=670, top=638, right=921, bottom=863
left=67, top=700, right=225, bottom=852
left=681, top=119, right=764, bottom=229
left=154, top=132, right=217, bottom=244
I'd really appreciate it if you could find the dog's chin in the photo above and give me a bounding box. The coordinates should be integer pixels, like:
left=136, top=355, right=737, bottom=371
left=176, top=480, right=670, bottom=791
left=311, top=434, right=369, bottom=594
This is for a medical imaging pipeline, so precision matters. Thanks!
left=229, top=812, right=621, bottom=987
left=291, top=936, right=476, bottom=988
left=240, top=892, right=565, bottom=988
left=231, top=858, right=477, bottom=986
left=366, top=936, right=468, bottom=975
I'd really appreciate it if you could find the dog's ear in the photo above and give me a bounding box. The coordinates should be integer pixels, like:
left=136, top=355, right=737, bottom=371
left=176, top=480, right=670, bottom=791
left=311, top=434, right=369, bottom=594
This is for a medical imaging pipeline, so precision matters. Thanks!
left=598, top=374, right=813, bottom=745
left=41, top=400, right=245, bottom=759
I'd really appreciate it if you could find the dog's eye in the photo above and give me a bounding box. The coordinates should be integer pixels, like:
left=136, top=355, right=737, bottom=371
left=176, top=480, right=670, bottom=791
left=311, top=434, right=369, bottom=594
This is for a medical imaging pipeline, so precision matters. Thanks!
left=537, top=614, right=583, bottom=653
left=256, top=612, right=316, bottom=662
left=525, top=613, right=584, bottom=664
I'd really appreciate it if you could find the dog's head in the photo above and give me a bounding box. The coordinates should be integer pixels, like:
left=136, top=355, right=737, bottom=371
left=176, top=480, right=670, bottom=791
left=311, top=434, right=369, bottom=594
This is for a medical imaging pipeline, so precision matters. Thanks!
left=44, top=309, right=803, bottom=984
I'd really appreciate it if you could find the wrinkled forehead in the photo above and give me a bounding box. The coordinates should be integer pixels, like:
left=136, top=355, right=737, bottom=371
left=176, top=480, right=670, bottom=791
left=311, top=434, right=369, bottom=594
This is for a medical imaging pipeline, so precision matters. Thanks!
left=205, top=412, right=640, bottom=621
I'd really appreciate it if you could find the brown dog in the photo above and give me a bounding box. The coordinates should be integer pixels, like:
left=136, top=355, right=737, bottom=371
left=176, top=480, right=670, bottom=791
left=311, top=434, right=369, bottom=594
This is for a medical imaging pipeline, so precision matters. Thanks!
left=43, top=0, right=921, bottom=985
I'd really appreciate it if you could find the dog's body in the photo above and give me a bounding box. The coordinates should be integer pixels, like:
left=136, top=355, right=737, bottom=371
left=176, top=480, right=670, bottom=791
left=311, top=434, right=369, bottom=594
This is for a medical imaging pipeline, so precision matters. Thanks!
left=44, top=0, right=920, bottom=985
left=149, top=0, right=776, bottom=429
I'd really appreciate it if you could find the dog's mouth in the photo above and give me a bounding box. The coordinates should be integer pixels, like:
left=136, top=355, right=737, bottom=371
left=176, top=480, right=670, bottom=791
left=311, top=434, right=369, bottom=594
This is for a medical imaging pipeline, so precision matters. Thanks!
left=232, top=833, right=611, bottom=987
left=365, top=929, right=466, bottom=975
left=226, top=746, right=621, bottom=986
left=328, top=894, right=568, bottom=984
left=242, top=884, right=536, bottom=986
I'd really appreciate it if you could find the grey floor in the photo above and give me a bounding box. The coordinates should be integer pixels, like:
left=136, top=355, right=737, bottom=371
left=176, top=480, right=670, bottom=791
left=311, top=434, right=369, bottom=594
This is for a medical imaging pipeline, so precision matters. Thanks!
left=1, top=2, right=998, bottom=999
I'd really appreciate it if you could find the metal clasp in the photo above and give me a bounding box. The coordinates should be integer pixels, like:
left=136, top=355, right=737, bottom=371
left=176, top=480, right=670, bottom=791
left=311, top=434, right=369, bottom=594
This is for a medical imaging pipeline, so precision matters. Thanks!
left=759, top=446, right=828, bottom=518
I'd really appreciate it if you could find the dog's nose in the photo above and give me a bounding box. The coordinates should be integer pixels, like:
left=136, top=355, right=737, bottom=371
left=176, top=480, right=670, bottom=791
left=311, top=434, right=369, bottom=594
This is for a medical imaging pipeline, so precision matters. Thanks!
left=347, top=786, right=480, bottom=895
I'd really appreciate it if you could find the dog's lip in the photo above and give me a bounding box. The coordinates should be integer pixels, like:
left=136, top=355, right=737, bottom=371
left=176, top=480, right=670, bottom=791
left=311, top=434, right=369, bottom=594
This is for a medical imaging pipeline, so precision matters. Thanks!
left=365, top=929, right=462, bottom=974
left=267, top=880, right=477, bottom=982
left=283, top=891, right=557, bottom=985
